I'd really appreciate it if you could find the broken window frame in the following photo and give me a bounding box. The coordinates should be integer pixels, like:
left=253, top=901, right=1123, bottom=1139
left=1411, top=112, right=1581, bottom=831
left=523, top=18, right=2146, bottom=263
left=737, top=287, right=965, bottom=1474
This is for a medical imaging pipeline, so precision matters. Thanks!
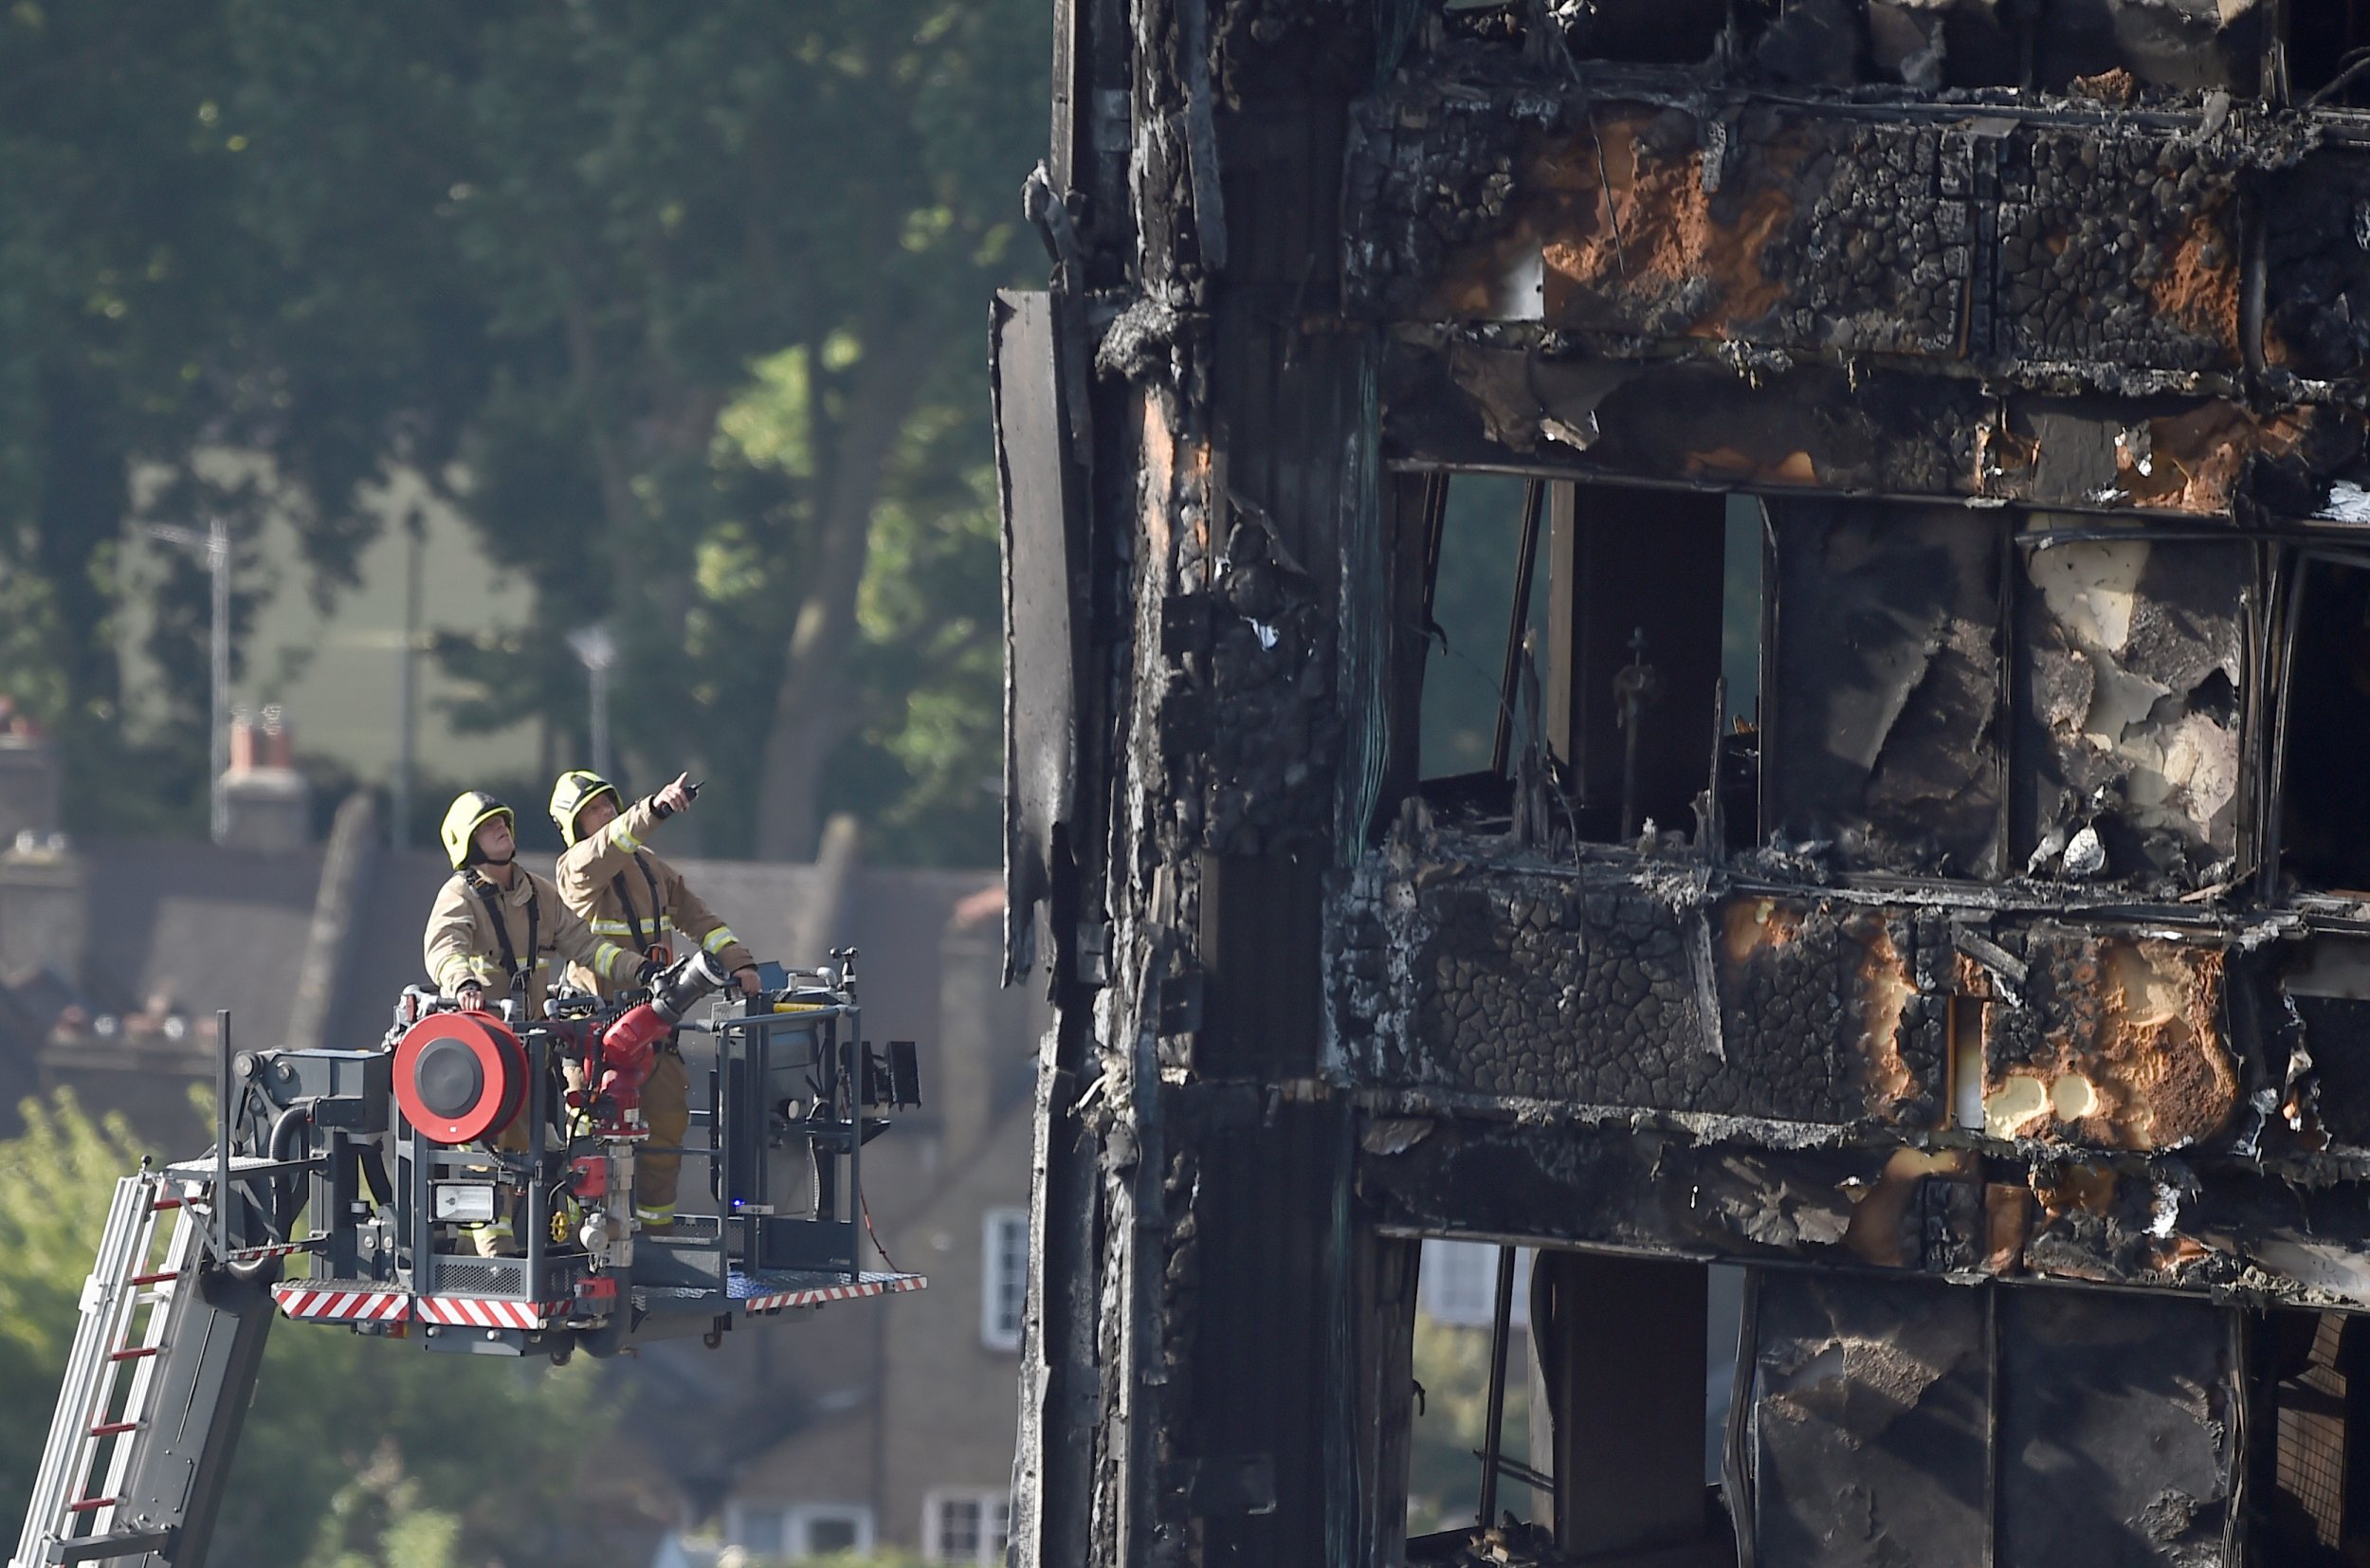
left=1760, top=496, right=2016, bottom=881
left=2263, top=540, right=2370, bottom=903
left=1394, top=466, right=1750, bottom=848
left=1417, top=0, right=2299, bottom=102
left=2006, top=516, right=2262, bottom=894
left=1753, top=501, right=2268, bottom=892
left=1406, top=468, right=1550, bottom=806
left=1394, top=465, right=2280, bottom=893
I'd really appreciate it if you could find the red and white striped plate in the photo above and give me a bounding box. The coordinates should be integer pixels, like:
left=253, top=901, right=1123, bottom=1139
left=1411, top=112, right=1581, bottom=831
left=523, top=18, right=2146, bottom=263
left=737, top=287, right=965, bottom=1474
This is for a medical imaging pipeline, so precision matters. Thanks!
left=272, top=1284, right=410, bottom=1322
left=731, top=1269, right=927, bottom=1314
left=412, top=1294, right=568, bottom=1330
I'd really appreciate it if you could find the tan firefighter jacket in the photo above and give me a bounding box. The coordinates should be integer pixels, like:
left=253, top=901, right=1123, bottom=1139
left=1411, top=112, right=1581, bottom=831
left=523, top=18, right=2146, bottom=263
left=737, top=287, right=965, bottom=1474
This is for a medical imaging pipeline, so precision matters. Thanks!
left=423, top=865, right=635, bottom=1015
left=553, top=794, right=756, bottom=998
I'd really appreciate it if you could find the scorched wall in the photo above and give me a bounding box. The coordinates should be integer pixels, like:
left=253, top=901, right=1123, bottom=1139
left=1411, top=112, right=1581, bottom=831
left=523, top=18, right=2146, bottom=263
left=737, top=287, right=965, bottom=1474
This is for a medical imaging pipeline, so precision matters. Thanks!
left=1003, top=1, right=2370, bottom=1563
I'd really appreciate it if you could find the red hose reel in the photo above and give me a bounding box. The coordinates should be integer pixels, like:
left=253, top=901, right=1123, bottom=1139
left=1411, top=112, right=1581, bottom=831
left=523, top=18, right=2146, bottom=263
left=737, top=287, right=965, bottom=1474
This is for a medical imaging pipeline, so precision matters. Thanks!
left=392, top=1011, right=527, bottom=1143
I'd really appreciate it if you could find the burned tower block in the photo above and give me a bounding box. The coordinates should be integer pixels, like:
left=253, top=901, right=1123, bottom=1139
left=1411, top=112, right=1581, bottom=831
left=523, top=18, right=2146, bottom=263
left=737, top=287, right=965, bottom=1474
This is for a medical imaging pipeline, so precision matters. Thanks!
left=1002, top=1, right=2370, bottom=1563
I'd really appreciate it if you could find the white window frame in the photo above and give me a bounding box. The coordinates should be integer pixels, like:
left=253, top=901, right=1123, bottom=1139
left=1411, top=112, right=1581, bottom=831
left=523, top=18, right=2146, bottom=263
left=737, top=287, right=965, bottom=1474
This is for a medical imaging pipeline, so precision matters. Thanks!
left=726, top=1501, right=874, bottom=1560
left=922, top=1488, right=1012, bottom=1564
left=981, top=1206, right=1029, bottom=1352
left=785, top=1503, right=874, bottom=1559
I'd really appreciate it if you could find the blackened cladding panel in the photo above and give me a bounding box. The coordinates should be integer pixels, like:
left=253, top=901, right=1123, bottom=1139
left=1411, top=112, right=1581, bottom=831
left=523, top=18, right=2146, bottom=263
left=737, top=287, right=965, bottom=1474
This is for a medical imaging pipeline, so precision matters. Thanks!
left=1749, top=1272, right=1987, bottom=1568
left=994, top=290, right=1082, bottom=981
left=2014, top=525, right=2247, bottom=893
left=1768, top=499, right=2003, bottom=878
left=1336, top=859, right=1942, bottom=1128
left=1344, top=89, right=2247, bottom=377
left=1996, top=1290, right=2236, bottom=1566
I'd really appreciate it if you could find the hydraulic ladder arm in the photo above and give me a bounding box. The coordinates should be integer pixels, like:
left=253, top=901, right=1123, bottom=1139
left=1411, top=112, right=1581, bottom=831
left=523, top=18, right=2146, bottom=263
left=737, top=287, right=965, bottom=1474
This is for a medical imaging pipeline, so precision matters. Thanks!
left=10, top=1169, right=278, bottom=1568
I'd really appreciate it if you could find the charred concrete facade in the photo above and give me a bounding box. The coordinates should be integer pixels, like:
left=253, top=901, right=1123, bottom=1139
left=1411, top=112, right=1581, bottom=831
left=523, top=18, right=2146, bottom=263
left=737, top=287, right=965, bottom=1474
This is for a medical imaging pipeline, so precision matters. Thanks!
left=1002, top=2, right=2370, bottom=1563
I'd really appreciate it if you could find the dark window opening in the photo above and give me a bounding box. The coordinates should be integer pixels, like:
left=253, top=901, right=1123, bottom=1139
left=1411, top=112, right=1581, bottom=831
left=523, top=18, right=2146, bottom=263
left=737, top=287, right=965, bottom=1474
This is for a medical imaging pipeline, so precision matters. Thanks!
left=2287, top=0, right=2370, bottom=100
left=1766, top=498, right=2003, bottom=878
left=1417, top=473, right=1548, bottom=789
left=1398, top=1245, right=1733, bottom=1563
left=2032, top=0, right=2260, bottom=96
left=1437, top=0, right=1727, bottom=65
left=1410, top=476, right=1753, bottom=850
left=1551, top=483, right=1733, bottom=846
left=2252, top=1308, right=2370, bottom=1565
left=2280, top=556, right=2370, bottom=894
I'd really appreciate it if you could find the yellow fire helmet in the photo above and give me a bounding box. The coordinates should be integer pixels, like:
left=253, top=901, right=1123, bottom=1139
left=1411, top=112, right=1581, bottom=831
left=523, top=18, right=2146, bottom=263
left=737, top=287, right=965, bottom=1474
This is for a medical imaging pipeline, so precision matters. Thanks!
left=549, top=769, right=623, bottom=848
left=438, top=791, right=515, bottom=869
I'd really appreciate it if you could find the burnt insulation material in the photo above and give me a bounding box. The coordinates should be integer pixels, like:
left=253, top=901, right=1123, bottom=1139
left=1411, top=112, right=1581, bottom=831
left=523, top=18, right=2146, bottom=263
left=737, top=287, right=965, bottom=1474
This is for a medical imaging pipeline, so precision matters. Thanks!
left=1335, top=864, right=1944, bottom=1128
left=1980, top=925, right=2239, bottom=1152
left=1768, top=499, right=2004, bottom=878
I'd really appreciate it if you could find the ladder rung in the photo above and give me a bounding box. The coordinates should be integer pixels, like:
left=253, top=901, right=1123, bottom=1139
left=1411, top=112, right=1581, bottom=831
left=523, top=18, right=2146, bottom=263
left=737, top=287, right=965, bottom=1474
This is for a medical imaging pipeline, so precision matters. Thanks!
left=105, top=1346, right=159, bottom=1362
left=64, top=1497, right=117, bottom=1513
left=148, top=1197, right=184, bottom=1212
left=48, top=1526, right=174, bottom=1563
left=126, top=1270, right=181, bottom=1286
left=87, top=1421, right=139, bottom=1437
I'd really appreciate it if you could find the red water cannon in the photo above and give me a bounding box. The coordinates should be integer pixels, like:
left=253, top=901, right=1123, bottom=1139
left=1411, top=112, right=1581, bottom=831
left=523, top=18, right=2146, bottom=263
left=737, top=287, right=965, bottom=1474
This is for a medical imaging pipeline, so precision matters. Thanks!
left=581, top=948, right=733, bottom=1132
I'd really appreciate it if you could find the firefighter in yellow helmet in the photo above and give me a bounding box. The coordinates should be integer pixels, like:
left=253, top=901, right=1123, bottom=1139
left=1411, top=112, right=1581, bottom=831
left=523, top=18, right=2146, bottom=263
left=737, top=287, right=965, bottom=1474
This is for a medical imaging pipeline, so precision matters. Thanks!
left=549, top=768, right=759, bottom=1232
left=424, top=791, right=644, bottom=1254
left=424, top=792, right=641, bottom=1014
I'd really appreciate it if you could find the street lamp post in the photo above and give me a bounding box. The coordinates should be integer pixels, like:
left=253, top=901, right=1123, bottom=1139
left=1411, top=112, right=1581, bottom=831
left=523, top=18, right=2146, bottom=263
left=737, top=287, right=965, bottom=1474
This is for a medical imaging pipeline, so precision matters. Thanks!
left=147, top=519, right=232, bottom=843
left=392, top=517, right=424, bottom=850
left=566, top=624, right=617, bottom=781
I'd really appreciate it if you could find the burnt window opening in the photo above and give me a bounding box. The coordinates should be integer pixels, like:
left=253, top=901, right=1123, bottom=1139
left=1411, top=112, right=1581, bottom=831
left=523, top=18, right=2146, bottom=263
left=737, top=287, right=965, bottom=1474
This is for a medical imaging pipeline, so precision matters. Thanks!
left=1408, top=475, right=1755, bottom=850
left=2031, top=0, right=2262, bottom=96
left=1434, top=0, right=1728, bottom=65
left=1404, top=1241, right=1539, bottom=1543
left=2014, top=518, right=2248, bottom=894
left=2252, top=1308, right=2370, bottom=1564
left=1416, top=472, right=1550, bottom=793
left=2285, top=0, right=2370, bottom=100
left=1428, top=0, right=2268, bottom=91
left=1549, top=483, right=1739, bottom=847
left=1766, top=499, right=2006, bottom=878
left=1396, top=1245, right=1732, bottom=1562
left=2276, top=555, right=2370, bottom=894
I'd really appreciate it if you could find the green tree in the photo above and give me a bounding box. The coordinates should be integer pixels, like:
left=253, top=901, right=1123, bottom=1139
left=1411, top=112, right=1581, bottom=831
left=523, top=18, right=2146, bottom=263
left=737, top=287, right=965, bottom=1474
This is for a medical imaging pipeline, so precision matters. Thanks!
left=0, top=1, right=1043, bottom=865
left=1405, top=1312, right=1533, bottom=1538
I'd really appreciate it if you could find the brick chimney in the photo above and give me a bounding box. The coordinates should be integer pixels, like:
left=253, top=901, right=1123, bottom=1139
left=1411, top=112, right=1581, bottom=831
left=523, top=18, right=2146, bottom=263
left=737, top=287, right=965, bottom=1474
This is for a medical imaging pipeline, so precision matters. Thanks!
left=0, top=698, right=82, bottom=984
left=0, top=698, right=60, bottom=847
left=218, top=705, right=312, bottom=853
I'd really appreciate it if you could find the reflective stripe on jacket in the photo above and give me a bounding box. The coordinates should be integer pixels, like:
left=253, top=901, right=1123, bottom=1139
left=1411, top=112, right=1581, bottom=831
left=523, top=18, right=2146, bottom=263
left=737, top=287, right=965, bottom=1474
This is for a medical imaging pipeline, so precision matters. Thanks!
left=552, top=794, right=756, bottom=997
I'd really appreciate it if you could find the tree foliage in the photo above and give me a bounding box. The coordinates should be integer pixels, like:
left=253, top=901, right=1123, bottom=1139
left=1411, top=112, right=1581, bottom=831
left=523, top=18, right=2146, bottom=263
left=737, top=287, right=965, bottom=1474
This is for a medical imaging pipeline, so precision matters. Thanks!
left=0, top=0, right=1044, bottom=862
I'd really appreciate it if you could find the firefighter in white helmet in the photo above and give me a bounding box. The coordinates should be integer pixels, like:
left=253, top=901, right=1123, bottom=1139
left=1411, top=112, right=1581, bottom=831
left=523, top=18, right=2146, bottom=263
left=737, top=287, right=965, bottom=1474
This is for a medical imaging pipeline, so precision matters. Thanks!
left=548, top=768, right=760, bottom=1233
left=424, top=790, right=644, bottom=1253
